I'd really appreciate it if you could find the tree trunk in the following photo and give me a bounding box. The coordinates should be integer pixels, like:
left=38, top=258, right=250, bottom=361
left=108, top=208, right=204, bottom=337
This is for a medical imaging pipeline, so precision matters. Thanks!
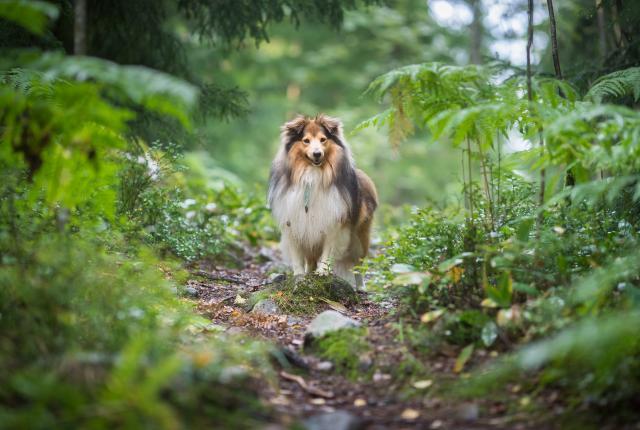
left=546, top=0, right=574, bottom=187
left=468, top=0, right=483, bottom=64
left=546, top=0, right=563, bottom=80
left=528, top=0, right=545, bottom=235
left=596, top=0, right=607, bottom=62
left=74, top=0, right=87, bottom=55
left=526, top=0, right=533, bottom=103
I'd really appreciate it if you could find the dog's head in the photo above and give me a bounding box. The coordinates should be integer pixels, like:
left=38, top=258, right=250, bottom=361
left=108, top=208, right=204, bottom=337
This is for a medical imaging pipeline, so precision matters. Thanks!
left=280, top=114, right=344, bottom=168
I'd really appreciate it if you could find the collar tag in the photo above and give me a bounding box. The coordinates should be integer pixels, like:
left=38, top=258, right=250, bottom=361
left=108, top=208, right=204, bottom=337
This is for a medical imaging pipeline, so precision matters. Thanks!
left=303, top=183, right=311, bottom=214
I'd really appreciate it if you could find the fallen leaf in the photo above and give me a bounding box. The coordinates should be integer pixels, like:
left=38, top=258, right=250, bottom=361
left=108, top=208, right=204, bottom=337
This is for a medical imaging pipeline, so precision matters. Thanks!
left=553, top=226, right=566, bottom=234
left=430, top=419, right=443, bottom=429
left=233, top=294, right=246, bottom=305
left=354, top=398, right=367, bottom=407
left=412, top=379, right=433, bottom=389
left=420, top=309, right=445, bottom=323
left=401, top=408, right=420, bottom=420
left=318, top=297, right=348, bottom=313
left=310, top=398, right=326, bottom=405
left=481, top=298, right=498, bottom=308
left=393, top=271, right=429, bottom=286
left=447, top=266, right=464, bottom=283
left=454, top=344, right=474, bottom=373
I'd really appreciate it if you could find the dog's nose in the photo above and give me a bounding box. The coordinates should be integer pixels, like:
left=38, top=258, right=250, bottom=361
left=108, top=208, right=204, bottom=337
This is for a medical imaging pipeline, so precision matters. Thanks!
left=313, top=151, right=322, bottom=159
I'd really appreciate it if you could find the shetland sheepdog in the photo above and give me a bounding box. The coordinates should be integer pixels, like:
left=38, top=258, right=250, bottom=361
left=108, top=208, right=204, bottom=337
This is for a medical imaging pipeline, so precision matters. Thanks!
left=268, top=114, right=378, bottom=289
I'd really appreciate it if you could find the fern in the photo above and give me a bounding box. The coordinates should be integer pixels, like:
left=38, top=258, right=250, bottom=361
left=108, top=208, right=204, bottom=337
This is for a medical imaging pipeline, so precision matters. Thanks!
left=586, top=67, right=640, bottom=103
left=0, top=0, right=58, bottom=35
left=31, top=53, right=199, bottom=127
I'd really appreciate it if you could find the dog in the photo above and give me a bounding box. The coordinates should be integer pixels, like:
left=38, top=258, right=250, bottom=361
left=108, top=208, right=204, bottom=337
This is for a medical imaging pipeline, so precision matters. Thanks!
left=268, top=114, right=378, bottom=289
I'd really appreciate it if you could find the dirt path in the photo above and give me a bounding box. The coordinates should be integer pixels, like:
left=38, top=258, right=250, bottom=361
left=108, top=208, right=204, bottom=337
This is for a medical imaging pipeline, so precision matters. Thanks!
left=186, top=253, right=538, bottom=430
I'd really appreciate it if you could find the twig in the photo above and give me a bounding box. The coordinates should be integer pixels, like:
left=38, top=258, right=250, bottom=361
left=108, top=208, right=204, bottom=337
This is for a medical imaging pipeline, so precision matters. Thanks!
left=194, top=270, right=244, bottom=284
left=279, top=371, right=334, bottom=398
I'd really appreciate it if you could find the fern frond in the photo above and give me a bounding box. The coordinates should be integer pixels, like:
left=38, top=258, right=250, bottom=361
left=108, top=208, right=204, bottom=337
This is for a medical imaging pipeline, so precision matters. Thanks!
left=586, top=67, right=640, bottom=103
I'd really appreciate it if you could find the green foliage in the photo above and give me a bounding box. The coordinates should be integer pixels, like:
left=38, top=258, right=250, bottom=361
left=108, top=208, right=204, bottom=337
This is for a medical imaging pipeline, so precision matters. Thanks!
left=0, top=10, right=282, bottom=428
left=586, top=67, right=640, bottom=103
left=308, top=328, right=371, bottom=379
left=361, top=48, right=640, bottom=421
left=0, top=208, right=274, bottom=429
left=179, top=0, right=383, bottom=46
left=0, top=0, right=58, bottom=35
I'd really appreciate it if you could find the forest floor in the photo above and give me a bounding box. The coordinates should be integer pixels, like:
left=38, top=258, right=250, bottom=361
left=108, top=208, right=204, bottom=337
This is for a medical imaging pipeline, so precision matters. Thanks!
left=186, top=248, right=547, bottom=430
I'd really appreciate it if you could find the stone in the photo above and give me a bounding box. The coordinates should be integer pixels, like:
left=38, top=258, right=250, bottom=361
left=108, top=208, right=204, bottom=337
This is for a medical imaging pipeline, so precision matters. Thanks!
left=251, top=298, right=281, bottom=315
left=305, top=310, right=361, bottom=341
left=303, top=410, right=363, bottom=430
left=456, top=403, right=479, bottom=421
left=358, top=353, right=373, bottom=371
left=184, top=286, right=198, bottom=298
left=269, top=272, right=287, bottom=283
left=316, top=361, right=334, bottom=371
left=287, top=315, right=305, bottom=326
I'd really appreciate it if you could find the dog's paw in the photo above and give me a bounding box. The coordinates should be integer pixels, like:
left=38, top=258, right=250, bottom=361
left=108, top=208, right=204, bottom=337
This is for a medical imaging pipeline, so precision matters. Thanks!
left=314, top=266, right=330, bottom=277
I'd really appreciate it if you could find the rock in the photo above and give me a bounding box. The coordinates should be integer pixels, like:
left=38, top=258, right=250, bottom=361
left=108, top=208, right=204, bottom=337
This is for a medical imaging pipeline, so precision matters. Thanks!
left=303, top=410, right=363, bottom=430
left=316, top=361, right=334, bottom=371
left=184, top=286, right=198, bottom=298
left=287, top=315, right=305, bottom=326
left=358, top=353, right=373, bottom=371
left=252, top=298, right=281, bottom=315
left=305, top=310, right=361, bottom=341
left=456, top=402, right=479, bottom=421
left=269, top=272, right=287, bottom=283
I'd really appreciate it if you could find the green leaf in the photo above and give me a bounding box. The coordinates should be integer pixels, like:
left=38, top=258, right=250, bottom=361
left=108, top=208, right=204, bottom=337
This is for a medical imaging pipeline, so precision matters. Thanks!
left=515, top=217, right=534, bottom=242
left=486, top=271, right=513, bottom=308
left=481, top=322, right=498, bottom=347
left=454, top=344, right=475, bottom=373
left=0, top=0, right=58, bottom=35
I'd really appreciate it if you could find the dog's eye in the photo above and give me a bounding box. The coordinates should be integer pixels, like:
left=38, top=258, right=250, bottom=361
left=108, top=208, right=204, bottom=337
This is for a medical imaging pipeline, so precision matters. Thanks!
left=303, top=138, right=310, bottom=144
left=320, top=137, right=327, bottom=143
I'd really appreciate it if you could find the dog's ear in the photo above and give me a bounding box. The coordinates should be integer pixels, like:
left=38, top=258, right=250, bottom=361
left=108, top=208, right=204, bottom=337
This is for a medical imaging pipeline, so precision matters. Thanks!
left=281, top=115, right=308, bottom=140
left=316, top=114, right=343, bottom=138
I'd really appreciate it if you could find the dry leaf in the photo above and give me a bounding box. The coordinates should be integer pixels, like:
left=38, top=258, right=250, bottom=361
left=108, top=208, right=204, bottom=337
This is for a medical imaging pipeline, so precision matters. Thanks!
left=354, top=398, right=367, bottom=407
left=318, top=297, right=348, bottom=313
left=412, top=379, right=433, bottom=389
left=401, top=408, right=420, bottom=420
left=233, top=294, right=246, bottom=305
left=420, top=309, right=445, bottom=323
left=481, top=298, right=498, bottom=308
left=447, top=266, right=464, bottom=283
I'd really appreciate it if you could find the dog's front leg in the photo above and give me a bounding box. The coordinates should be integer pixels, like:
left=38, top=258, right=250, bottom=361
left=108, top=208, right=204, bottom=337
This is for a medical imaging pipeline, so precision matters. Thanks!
left=316, top=226, right=350, bottom=276
left=281, top=233, right=306, bottom=275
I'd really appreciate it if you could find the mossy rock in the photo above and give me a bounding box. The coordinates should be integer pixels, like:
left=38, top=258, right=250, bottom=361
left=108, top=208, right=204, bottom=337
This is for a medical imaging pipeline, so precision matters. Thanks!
left=247, top=274, right=357, bottom=315
left=305, top=327, right=372, bottom=380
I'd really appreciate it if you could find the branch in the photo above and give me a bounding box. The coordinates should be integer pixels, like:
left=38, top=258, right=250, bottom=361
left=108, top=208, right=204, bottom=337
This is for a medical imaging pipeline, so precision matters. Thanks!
left=546, top=0, right=563, bottom=80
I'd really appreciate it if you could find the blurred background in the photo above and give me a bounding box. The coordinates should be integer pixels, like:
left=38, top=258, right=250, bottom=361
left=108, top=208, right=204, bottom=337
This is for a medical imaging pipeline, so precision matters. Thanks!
left=6, top=0, right=633, bottom=211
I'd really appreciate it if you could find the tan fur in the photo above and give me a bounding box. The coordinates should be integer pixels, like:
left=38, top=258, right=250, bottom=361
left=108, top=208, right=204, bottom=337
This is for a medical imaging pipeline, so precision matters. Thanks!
left=268, top=114, right=378, bottom=288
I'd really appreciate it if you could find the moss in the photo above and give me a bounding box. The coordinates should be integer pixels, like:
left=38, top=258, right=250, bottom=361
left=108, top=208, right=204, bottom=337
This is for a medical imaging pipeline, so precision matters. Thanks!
left=307, top=328, right=371, bottom=379
left=265, top=274, right=358, bottom=315
left=245, top=289, right=272, bottom=312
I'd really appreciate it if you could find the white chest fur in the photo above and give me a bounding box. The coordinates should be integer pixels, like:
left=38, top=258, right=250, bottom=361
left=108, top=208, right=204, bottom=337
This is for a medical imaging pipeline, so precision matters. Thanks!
left=271, top=168, right=348, bottom=248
